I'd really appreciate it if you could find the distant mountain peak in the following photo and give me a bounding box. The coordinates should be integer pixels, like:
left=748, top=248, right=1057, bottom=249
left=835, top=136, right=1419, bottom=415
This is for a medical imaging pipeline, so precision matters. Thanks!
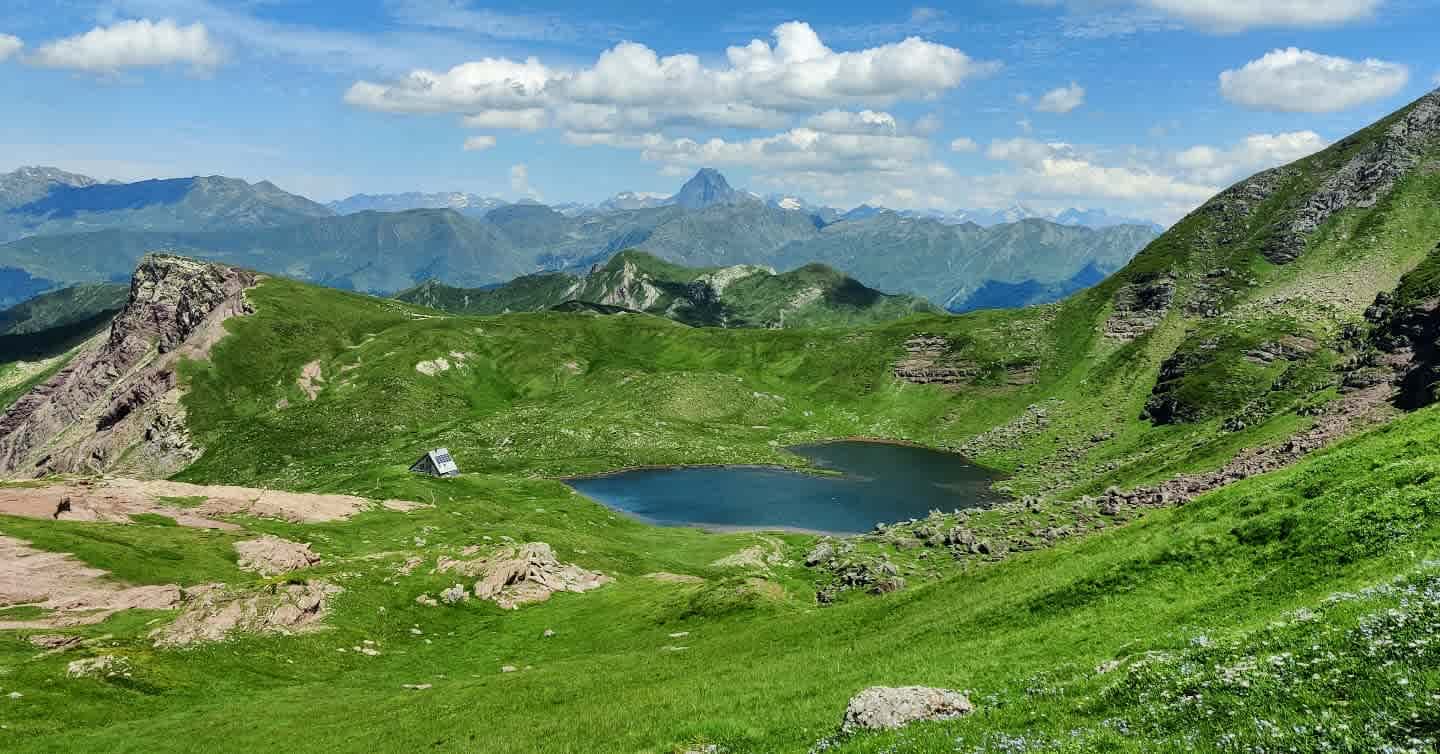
left=671, top=168, right=738, bottom=209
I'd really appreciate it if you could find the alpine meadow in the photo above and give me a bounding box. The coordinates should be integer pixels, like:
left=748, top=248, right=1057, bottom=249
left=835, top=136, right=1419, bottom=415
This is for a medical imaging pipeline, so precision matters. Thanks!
left=3, top=3, right=1440, bottom=753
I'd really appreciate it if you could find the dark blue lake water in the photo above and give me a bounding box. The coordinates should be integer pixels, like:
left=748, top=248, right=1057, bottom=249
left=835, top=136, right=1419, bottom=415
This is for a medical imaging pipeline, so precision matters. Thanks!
left=566, top=441, right=1003, bottom=534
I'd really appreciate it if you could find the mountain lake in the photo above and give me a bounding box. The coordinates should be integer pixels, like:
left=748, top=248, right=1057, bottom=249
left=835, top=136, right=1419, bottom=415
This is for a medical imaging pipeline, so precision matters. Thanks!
left=565, top=441, right=1004, bottom=534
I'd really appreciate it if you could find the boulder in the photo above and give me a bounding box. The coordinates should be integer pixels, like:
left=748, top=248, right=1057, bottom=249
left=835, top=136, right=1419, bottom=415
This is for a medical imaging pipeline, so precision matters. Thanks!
left=841, top=686, right=974, bottom=732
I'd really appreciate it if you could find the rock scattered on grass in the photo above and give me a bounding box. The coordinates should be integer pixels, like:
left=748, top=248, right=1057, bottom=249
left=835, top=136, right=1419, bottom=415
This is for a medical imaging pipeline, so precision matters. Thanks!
left=66, top=655, right=130, bottom=679
left=151, top=581, right=341, bottom=648
left=28, top=635, right=82, bottom=651
left=840, top=686, right=974, bottom=732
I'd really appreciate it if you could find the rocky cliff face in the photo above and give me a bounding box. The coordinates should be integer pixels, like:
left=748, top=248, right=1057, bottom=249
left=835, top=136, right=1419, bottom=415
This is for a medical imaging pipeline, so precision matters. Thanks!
left=1264, top=91, right=1440, bottom=264
left=0, top=255, right=257, bottom=477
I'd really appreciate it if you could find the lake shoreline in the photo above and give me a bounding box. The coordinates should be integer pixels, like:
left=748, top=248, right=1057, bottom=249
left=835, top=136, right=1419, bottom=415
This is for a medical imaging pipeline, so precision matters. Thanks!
left=558, top=436, right=998, bottom=482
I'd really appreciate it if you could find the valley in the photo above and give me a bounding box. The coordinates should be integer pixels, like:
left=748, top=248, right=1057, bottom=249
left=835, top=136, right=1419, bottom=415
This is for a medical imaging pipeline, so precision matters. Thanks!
left=1, top=35, right=1439, bottom=752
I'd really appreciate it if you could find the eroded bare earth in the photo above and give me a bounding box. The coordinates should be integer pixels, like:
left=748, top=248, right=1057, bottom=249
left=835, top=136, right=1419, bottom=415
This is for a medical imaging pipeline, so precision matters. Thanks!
left=0, top=534, right=184, bottom=629
left=0, top=477, right=412, bottom=529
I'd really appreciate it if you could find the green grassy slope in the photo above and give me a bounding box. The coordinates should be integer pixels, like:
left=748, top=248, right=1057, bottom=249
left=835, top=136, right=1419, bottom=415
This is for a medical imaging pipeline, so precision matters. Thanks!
left=8, top=347, right=1440, bottom=752
left=0, top=283, right=127, bottom=336
left=5, top=91, right=1440, bottom=753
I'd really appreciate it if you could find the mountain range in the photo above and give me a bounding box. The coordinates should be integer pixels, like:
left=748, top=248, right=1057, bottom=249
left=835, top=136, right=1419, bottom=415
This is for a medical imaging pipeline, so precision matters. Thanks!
left=0, top=166, right=1159, bottom=311
left=319, top=169, right=1160, bottom=230
left=397, top=249, right=939, bottom=328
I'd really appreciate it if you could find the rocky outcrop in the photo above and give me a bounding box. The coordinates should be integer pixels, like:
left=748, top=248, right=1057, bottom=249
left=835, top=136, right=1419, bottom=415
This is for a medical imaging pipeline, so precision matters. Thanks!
left=436, top=542, right=611, bottom=610
left=1350, top=282, right=1440, bottom=409
left=0, top=255, right=258, bottom=477
left=1264, top=90, right=1440, bottom=264
left=233, top=536, right=322, bottom=576
left=840, top=686, right=974, bottom=732
left=151, top=581, right=341, bottom=648
left=1104, top=274, right=1175, bottom=340
left=893, top=335, right=977, bottom=386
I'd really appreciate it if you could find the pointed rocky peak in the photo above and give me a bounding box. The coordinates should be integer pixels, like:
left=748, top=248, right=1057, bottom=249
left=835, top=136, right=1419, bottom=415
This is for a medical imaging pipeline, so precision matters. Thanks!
left=672, top=168, right=738, bottom=209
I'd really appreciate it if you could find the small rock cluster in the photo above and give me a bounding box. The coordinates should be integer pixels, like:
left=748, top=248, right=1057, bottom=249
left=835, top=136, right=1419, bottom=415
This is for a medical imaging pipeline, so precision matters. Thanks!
left=151, top=581, right=342, bottom=648
left=431, top=542, right=611, bottom=610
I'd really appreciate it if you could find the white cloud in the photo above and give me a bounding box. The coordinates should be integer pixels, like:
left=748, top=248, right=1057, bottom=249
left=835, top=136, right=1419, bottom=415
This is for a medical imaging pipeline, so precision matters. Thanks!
left=638, top=128, right=935, bottom=176
left=509, top=163, right=539, bottom=199
left=344, top=57, right=553, bottom=113
left=30, top=19, right=223, bottom=73
left=1220, top=48, right=1408, bottom=113
left=1432, top=71, right=1440, bottom=87
left=462, top=135, right=497, bottom=152
left=462, top=109, right=548, bottom=131
left=1035, top=82, right=1085, bottom=113
left=985, top=137, right=1216, bottom=204
left=950, top=137, right=979, bottom=153
left=1139, top=0, right=1381, bottom=31
left=806, top=109, right=899, bottom=134
left=0, top=34, right=21, bottom=63
left=345, top=21, right=997, bottom=130
left=1174, top=131, right=1328, bottom=184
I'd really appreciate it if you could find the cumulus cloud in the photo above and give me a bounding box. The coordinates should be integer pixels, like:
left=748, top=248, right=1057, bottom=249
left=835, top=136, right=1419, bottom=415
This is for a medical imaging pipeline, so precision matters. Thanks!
left=637, top=128, right=935, bottom=176
left=462, top=109, right=548, bottom=131
left=806, top=109, right=899, bottom=134
left=1174, top=131, right=1328, bottom=184
left=1220, top=48, right=1408, bottom=113
left=985, top=138, right=1216, bottom=203
left=462, top=135, right=497, bottom=152
left=343, top=56, right=552, bottom=113
left=0, top=34, right=21, bottom=63
left=30, top=19, right=223, bottom=73
left=950, top=137, right=979, bottom=153
left=345, top=21, right=997, bottom=132
left=1035, top=82, right=1085, bottom=113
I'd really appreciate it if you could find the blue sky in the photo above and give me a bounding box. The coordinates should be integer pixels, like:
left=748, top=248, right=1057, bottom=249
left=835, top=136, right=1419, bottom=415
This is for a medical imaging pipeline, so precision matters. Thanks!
left=0, top=0, right=1437, bottom=222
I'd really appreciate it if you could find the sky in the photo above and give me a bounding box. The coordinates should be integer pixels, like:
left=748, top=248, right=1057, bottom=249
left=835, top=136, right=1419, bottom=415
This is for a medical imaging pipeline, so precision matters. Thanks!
left=0, top=0, right=1437, bottom=224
